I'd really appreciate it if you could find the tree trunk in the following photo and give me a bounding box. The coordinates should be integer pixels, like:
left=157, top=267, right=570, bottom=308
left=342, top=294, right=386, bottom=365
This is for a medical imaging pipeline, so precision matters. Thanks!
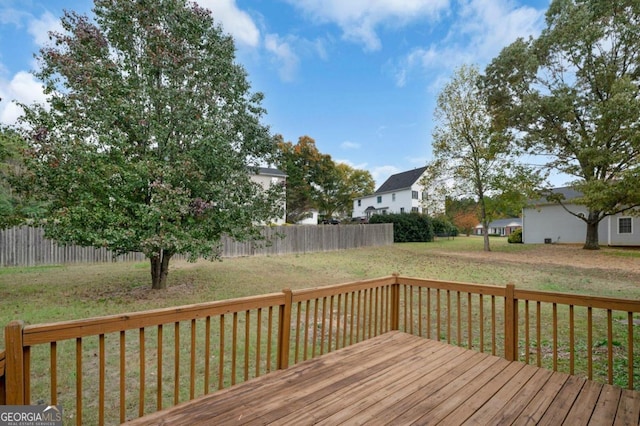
left=482, top=221, right=491, bottom=252
left=583, top=212, right=601, bottom=250
left=150, top=249, right=173, bottom=290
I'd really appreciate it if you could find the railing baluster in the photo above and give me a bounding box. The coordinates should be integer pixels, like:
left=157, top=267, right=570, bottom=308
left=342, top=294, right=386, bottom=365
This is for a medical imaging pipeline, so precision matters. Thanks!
left=76, top=338, right=82, bottom=426
left=99, top=334, right=105, bottom=425
left=349, top=292, right=355, bottom=346
left=587, top=307, right=593, bottom=381
left=336, top=294, right=342, bottom=349
left=328, top=295, right=334, bottom=353
left=427, top=288, right=432, bottom=340
left=174, top=322, right=180, bottom=404
left=158, top=324, right=164, bottom=409
left=409, top=285, right=414, bottom=335
left=120, top=330, right=125, bottom=424
left=456, top=291, right=461, bottom=345
left=256, top=308, right=262, bottom=376
left=266, top=308, right=272, bottom=373
left=368, top=288, right=374, bottom=339
left=356, top=291, right=361, bottom=343
left=320, top=297, right=326, bottom=355
left=304, top=301, right=310, bottom=360
left=139, top=328, right=145, bottom=417
left=312, top=300, right=318, bottom=358
left=525, top=301, right=530, bottom=364
left=244, top=311, right=250, bottom=382
left=203, top=319, right=209, bottom=394
left=536, top=302, right=541, bottom=367
left=553, top=303, right=558, bottom=371
left=24, top=346, right=30, bottom=405
left=218, top=315, right=225, bottom=390
left=491, top=295, right=496, bottom=356
left=294, top=302, right=301, bottom=363
left=607, top=309, right=613, bottom=384
left=447, top=290, right=451, bottom=344
left=343, top=293, right=349, bottom=347
left=50, top=342, right=57, bottom=405
left=191, top=319, right=197, bottom=399
left=479, top=294, right=484, bottom=352
left=628, top=311, right=634, bottom=390
left=467, top=293, right=472, bottom=349
left=418, top=287, right=423, bottom=337
left=231, top=312, right=238, bottom=385
left=374, top=287, right=380, bottom=337
left=437, top=289, right=441, bottom=341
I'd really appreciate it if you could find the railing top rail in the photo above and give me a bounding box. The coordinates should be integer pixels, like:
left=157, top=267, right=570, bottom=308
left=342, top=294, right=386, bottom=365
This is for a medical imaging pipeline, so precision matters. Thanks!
left=23, top=292, right=286, bottom=346
left=397, top=276, right=506, bottom=297
left=291, top=276, right=397, bottom=302
left=515, top=288, right=640, bottom=312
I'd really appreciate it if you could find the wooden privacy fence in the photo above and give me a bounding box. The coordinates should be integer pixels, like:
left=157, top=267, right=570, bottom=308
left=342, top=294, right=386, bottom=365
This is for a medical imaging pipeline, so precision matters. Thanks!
left=0, top=224, right=393, bottom=267
left=1, top=275, right=639, bottom=424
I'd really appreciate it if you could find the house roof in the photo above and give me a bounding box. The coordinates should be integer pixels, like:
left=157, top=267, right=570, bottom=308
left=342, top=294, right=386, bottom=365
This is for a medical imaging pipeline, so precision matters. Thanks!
left=528, top=186, right=583, bottom=206
left=255, top=167, right=287, bottom=177
left=375, top=167, right=427, bottom=194
left=476, top=218, right=523, bottom=229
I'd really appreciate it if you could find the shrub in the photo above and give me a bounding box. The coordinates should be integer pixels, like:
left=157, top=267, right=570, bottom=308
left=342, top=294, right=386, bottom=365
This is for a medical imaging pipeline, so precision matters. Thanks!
left=508, top=228, right=523, bottom=244
left=431, top=217, right=459, bottom=237
left=369, top=213, right=434, bottom=242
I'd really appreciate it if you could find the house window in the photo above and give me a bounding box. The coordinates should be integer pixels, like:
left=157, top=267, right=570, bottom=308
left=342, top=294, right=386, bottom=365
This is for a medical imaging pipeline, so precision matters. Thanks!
left=377, top=196, right=382, bottom=204
left=618, top=217, right=632, bottom=234
left=357, top=200, right=361, bottom=207
left=400, top=208, right=405, bottom=214
left=392, top=193, right=396, bottom=202
left=411, top=191, right=418, bottom=200
left=411, top=207, right=419, bottom=213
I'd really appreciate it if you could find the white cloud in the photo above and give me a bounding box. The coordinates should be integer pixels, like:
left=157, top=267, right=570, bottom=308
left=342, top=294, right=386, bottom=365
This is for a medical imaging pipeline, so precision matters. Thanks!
left=285, top=0, right=450, bottom=51
left=371, top=165, right=401, bottom=187
left=392, top=0, right=545, bottom=87
left=341, top=141, right=361, bottom=150
left=197, top=0, right=260, bottom=47
left=0, top=71, right=47, bottom=125
left=335, top=158, right=368, bottom=170
left=27, top=11, right=61, bottom=48
left=264, top=33, right=300, bottom=82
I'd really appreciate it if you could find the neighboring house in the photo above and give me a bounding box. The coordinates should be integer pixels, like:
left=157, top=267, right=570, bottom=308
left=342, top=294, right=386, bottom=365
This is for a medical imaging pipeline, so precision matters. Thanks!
left=352, top=167, right=428, bottom=220
left=296, top=210, right=319, bottom=225
left=249, top=167, right=287, bottom=225
left=522, top=187, right=640, bottom=246
left=474, top=218, right=522, bottom=236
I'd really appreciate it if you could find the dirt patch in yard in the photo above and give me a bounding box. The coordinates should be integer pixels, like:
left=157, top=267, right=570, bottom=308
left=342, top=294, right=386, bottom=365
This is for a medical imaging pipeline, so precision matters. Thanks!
left=430, top=243, right=640, bottom=275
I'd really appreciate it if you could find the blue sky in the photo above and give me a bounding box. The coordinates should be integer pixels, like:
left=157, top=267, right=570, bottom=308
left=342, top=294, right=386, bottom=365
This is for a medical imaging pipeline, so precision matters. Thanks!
left=0, top=0, right=552, bottom=187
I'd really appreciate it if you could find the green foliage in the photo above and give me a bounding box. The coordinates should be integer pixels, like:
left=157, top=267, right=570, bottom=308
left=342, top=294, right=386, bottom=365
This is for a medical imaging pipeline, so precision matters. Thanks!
left=426, top=64, right=543, bottom=252
left=18, top=0, right=282, bottom=288
left=484, top=0, right=640, bottom=249
left=369, top=213, right=434, bottom=242
left=431, top=216, right=458, bottom=237
left=507, top=228, right=523, bottom=244
left=275, top=135, right=374, bottom=222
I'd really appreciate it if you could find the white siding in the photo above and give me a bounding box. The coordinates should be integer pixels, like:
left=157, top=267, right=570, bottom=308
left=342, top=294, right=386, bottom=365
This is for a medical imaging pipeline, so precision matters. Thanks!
left=352, top=188, right=425, bottom=218
left=523, top=204, right=607, bottom=244
left=607, top=215, right=640, bottom=246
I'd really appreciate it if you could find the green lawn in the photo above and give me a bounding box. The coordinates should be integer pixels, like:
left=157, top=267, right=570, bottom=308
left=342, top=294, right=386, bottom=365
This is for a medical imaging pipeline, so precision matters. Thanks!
left=2, top=236, right=638, bottom=349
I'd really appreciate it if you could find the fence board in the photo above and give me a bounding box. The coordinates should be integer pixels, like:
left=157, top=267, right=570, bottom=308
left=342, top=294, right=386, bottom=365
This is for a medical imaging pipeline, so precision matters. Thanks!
left=0, top=224, right=393, bottom=267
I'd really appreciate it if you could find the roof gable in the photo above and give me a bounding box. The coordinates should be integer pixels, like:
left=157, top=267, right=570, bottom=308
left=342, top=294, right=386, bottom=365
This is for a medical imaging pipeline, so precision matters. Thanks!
left=375, top=167, right=427, bottom=194
left=528, top=187, right=582, bottom=206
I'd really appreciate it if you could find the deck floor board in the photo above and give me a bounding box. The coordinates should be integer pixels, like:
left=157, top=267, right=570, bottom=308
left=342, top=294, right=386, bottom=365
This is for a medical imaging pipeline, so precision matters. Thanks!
left=125, top=331, right=640, bottom=426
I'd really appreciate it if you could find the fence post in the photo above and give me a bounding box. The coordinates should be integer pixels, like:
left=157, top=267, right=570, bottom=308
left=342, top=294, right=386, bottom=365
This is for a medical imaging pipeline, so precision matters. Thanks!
left=390, top=274, right=400, bottom=331
left=277, top=289, right=293, bottom=370
left=5, top=320, right=25, bottom=405
left=504, top=284, right=517, bottom=362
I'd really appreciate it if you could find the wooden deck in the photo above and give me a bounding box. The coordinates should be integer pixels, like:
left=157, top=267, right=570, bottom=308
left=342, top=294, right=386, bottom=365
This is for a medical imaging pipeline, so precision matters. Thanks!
left=126, top=331, right=640, bottom=425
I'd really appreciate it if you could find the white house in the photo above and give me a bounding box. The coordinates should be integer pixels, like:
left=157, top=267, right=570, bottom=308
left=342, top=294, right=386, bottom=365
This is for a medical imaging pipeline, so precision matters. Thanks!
left=249, top=167, right=287, bottom=225
left=522, top=187, right=640, bottom=246
left=474, top=218, right=522, bottom=236
left=352, top=167, right=428, bottom=220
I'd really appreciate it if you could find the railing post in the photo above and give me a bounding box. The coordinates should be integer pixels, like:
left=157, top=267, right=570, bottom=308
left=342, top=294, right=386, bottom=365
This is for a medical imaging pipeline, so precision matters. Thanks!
left=0, top=351, right=6, bottom=405
left=5, top=320, right=25, bottom=405
left=277, top=289, right=293, bottom=370
left=504, top=284, right=517, bottom=362
left=390, top=274, right=400, bottom=331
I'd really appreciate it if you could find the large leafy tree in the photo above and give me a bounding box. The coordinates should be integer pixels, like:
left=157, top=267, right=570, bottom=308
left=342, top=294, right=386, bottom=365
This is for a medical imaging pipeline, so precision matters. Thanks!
left=484, top=0, right=640, bottom=249
left=275, top=135, right=373, bottom=222
left=19, top=0, right=283, bottom=289
left=425, top=65, right=542, bottom=251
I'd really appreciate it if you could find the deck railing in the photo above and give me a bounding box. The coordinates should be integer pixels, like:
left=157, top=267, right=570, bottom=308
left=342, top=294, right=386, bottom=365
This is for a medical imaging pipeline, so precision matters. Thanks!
left=1, top=275, right=639, bottom=424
